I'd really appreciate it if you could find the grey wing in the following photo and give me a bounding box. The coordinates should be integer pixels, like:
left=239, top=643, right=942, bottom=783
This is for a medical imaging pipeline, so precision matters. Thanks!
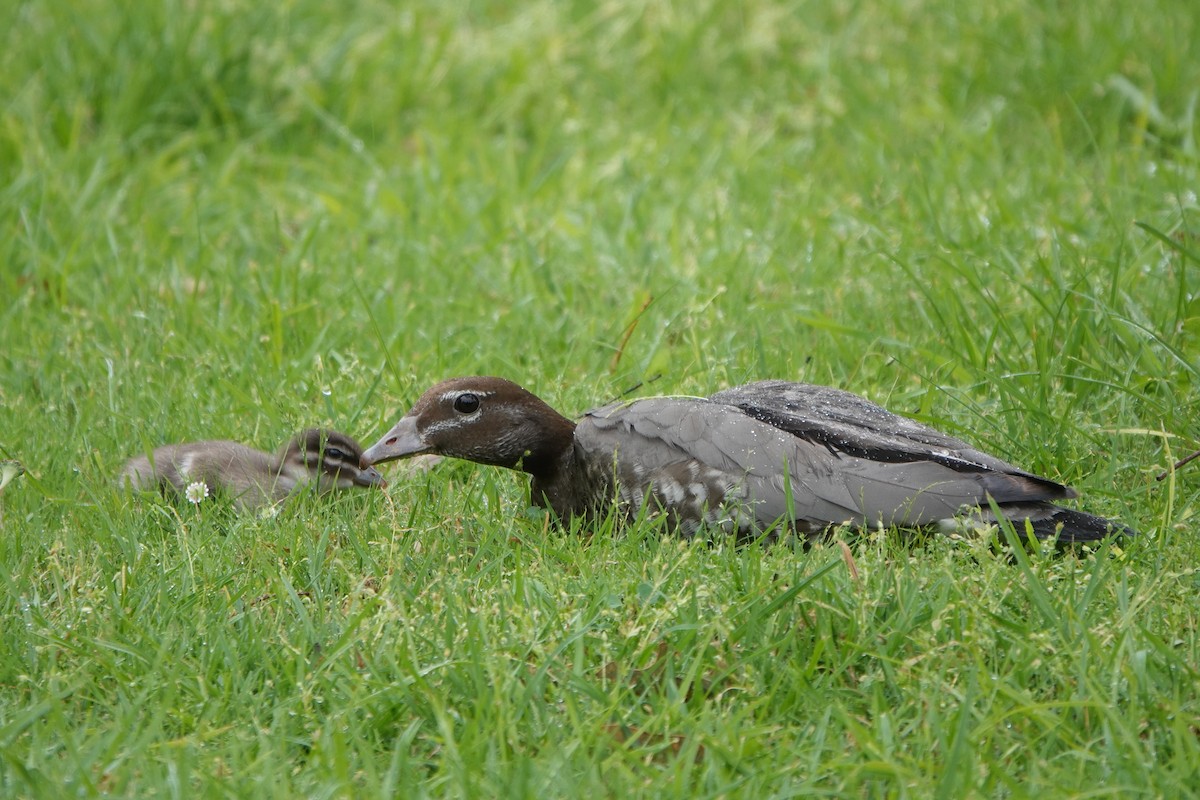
left=710, top=381, right=1076, bottom=499
left=585, top=396, right=1075, bottom=530
left=582, top=398, right=863, bottom=529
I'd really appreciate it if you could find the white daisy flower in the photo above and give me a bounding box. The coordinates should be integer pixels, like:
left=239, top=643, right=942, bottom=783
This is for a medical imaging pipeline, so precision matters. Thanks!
left=185, top=481, right=210, bottom=505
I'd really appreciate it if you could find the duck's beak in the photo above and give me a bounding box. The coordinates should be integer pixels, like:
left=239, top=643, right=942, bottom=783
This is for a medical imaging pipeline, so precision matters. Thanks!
left=354, top=465, right=387, bottom=488
left=361, top=415, right=430, bottom=466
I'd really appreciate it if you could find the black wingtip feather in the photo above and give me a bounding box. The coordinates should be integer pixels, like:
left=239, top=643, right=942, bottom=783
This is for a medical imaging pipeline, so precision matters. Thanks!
left=1023, top=508, right=1137, bottom=543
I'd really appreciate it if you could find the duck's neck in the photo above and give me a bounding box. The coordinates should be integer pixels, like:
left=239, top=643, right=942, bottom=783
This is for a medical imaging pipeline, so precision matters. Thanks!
left=515, top=412, right=577, bottom=480
left=529, top=438, right=616, bottom=523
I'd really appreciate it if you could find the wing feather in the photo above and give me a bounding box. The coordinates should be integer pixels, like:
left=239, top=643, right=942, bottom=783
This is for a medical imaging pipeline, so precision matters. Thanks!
left=583, top=393, right=1078, bottom=531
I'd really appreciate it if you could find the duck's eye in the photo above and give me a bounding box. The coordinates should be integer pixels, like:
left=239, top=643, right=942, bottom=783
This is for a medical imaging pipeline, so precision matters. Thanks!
left=453, top=393, right=481, bottom=414
left=324, top=447, right=346, bottom=462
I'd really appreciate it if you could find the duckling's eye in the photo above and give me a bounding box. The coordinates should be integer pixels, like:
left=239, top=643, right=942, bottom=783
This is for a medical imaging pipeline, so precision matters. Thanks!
left=324, top=447, right=346, bottom=462
left=453, top=393, right=480, bottom=414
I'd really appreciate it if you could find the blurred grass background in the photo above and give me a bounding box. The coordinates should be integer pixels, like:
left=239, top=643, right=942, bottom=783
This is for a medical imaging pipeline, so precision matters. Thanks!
left=1, top=0, right=1198, bottom=796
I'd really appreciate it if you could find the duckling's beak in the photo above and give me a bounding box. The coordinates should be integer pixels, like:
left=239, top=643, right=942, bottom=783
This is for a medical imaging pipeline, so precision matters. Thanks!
left=355, top=465, right=387, bottom=488
left=361, top=415, right=430, bottom=466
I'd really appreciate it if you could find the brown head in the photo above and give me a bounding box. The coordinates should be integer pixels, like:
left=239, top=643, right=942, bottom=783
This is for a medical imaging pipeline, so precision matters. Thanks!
left=360, top=377, right=577, bottom=478
left=282, top=429, right=387, bottom=491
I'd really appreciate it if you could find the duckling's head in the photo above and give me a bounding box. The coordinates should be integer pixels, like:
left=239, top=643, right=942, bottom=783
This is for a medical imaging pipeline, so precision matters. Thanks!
left=285, top=429, right=386, bottom=492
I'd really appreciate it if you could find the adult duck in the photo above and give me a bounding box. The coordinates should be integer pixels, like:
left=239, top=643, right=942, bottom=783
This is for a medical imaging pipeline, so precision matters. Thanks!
left=360, top=377, right=1134, bottom=542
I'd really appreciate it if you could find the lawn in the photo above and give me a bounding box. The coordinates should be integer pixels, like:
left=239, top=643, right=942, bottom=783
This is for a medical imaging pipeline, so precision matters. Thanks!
left=1, top=0, right=1198, bottom=796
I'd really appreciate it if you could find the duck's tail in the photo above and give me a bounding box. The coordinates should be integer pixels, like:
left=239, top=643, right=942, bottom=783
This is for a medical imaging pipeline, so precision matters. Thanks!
left=991, top=503, right=1136, bottom=543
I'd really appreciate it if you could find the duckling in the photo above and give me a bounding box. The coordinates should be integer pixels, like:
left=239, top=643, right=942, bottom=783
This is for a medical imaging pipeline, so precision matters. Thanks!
left=361, top=377, right=1135, bottom=543
left=121, top=428, right=385, bottom=511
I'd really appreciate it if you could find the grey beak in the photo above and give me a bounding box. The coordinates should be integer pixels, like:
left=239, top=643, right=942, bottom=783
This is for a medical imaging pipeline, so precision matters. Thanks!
left=361, top=415, right=430, bottom=466
left=354, top=465, right=387, bottom=488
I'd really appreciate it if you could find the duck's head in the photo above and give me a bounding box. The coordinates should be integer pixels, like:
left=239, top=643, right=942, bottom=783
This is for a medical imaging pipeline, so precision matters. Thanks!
left=361, top=377, right=577, bottom=477
left=284, top=429, right=387, bottom=491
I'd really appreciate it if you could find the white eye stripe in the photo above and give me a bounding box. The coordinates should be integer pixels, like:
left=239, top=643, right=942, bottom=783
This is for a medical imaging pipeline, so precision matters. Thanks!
left=438, top=390, right=495, bottom=404
left=424, top=417, right=472, bottom=437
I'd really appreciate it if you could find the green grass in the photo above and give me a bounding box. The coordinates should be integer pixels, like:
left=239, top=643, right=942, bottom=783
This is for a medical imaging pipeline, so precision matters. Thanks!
left=2, top=0, right=1198, bottom=796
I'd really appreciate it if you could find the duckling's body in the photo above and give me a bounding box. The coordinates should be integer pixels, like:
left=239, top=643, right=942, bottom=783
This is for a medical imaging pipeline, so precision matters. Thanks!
left=361, top=377, right=1134, bottom=543
left=121, top=429, right=384, bottom=511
